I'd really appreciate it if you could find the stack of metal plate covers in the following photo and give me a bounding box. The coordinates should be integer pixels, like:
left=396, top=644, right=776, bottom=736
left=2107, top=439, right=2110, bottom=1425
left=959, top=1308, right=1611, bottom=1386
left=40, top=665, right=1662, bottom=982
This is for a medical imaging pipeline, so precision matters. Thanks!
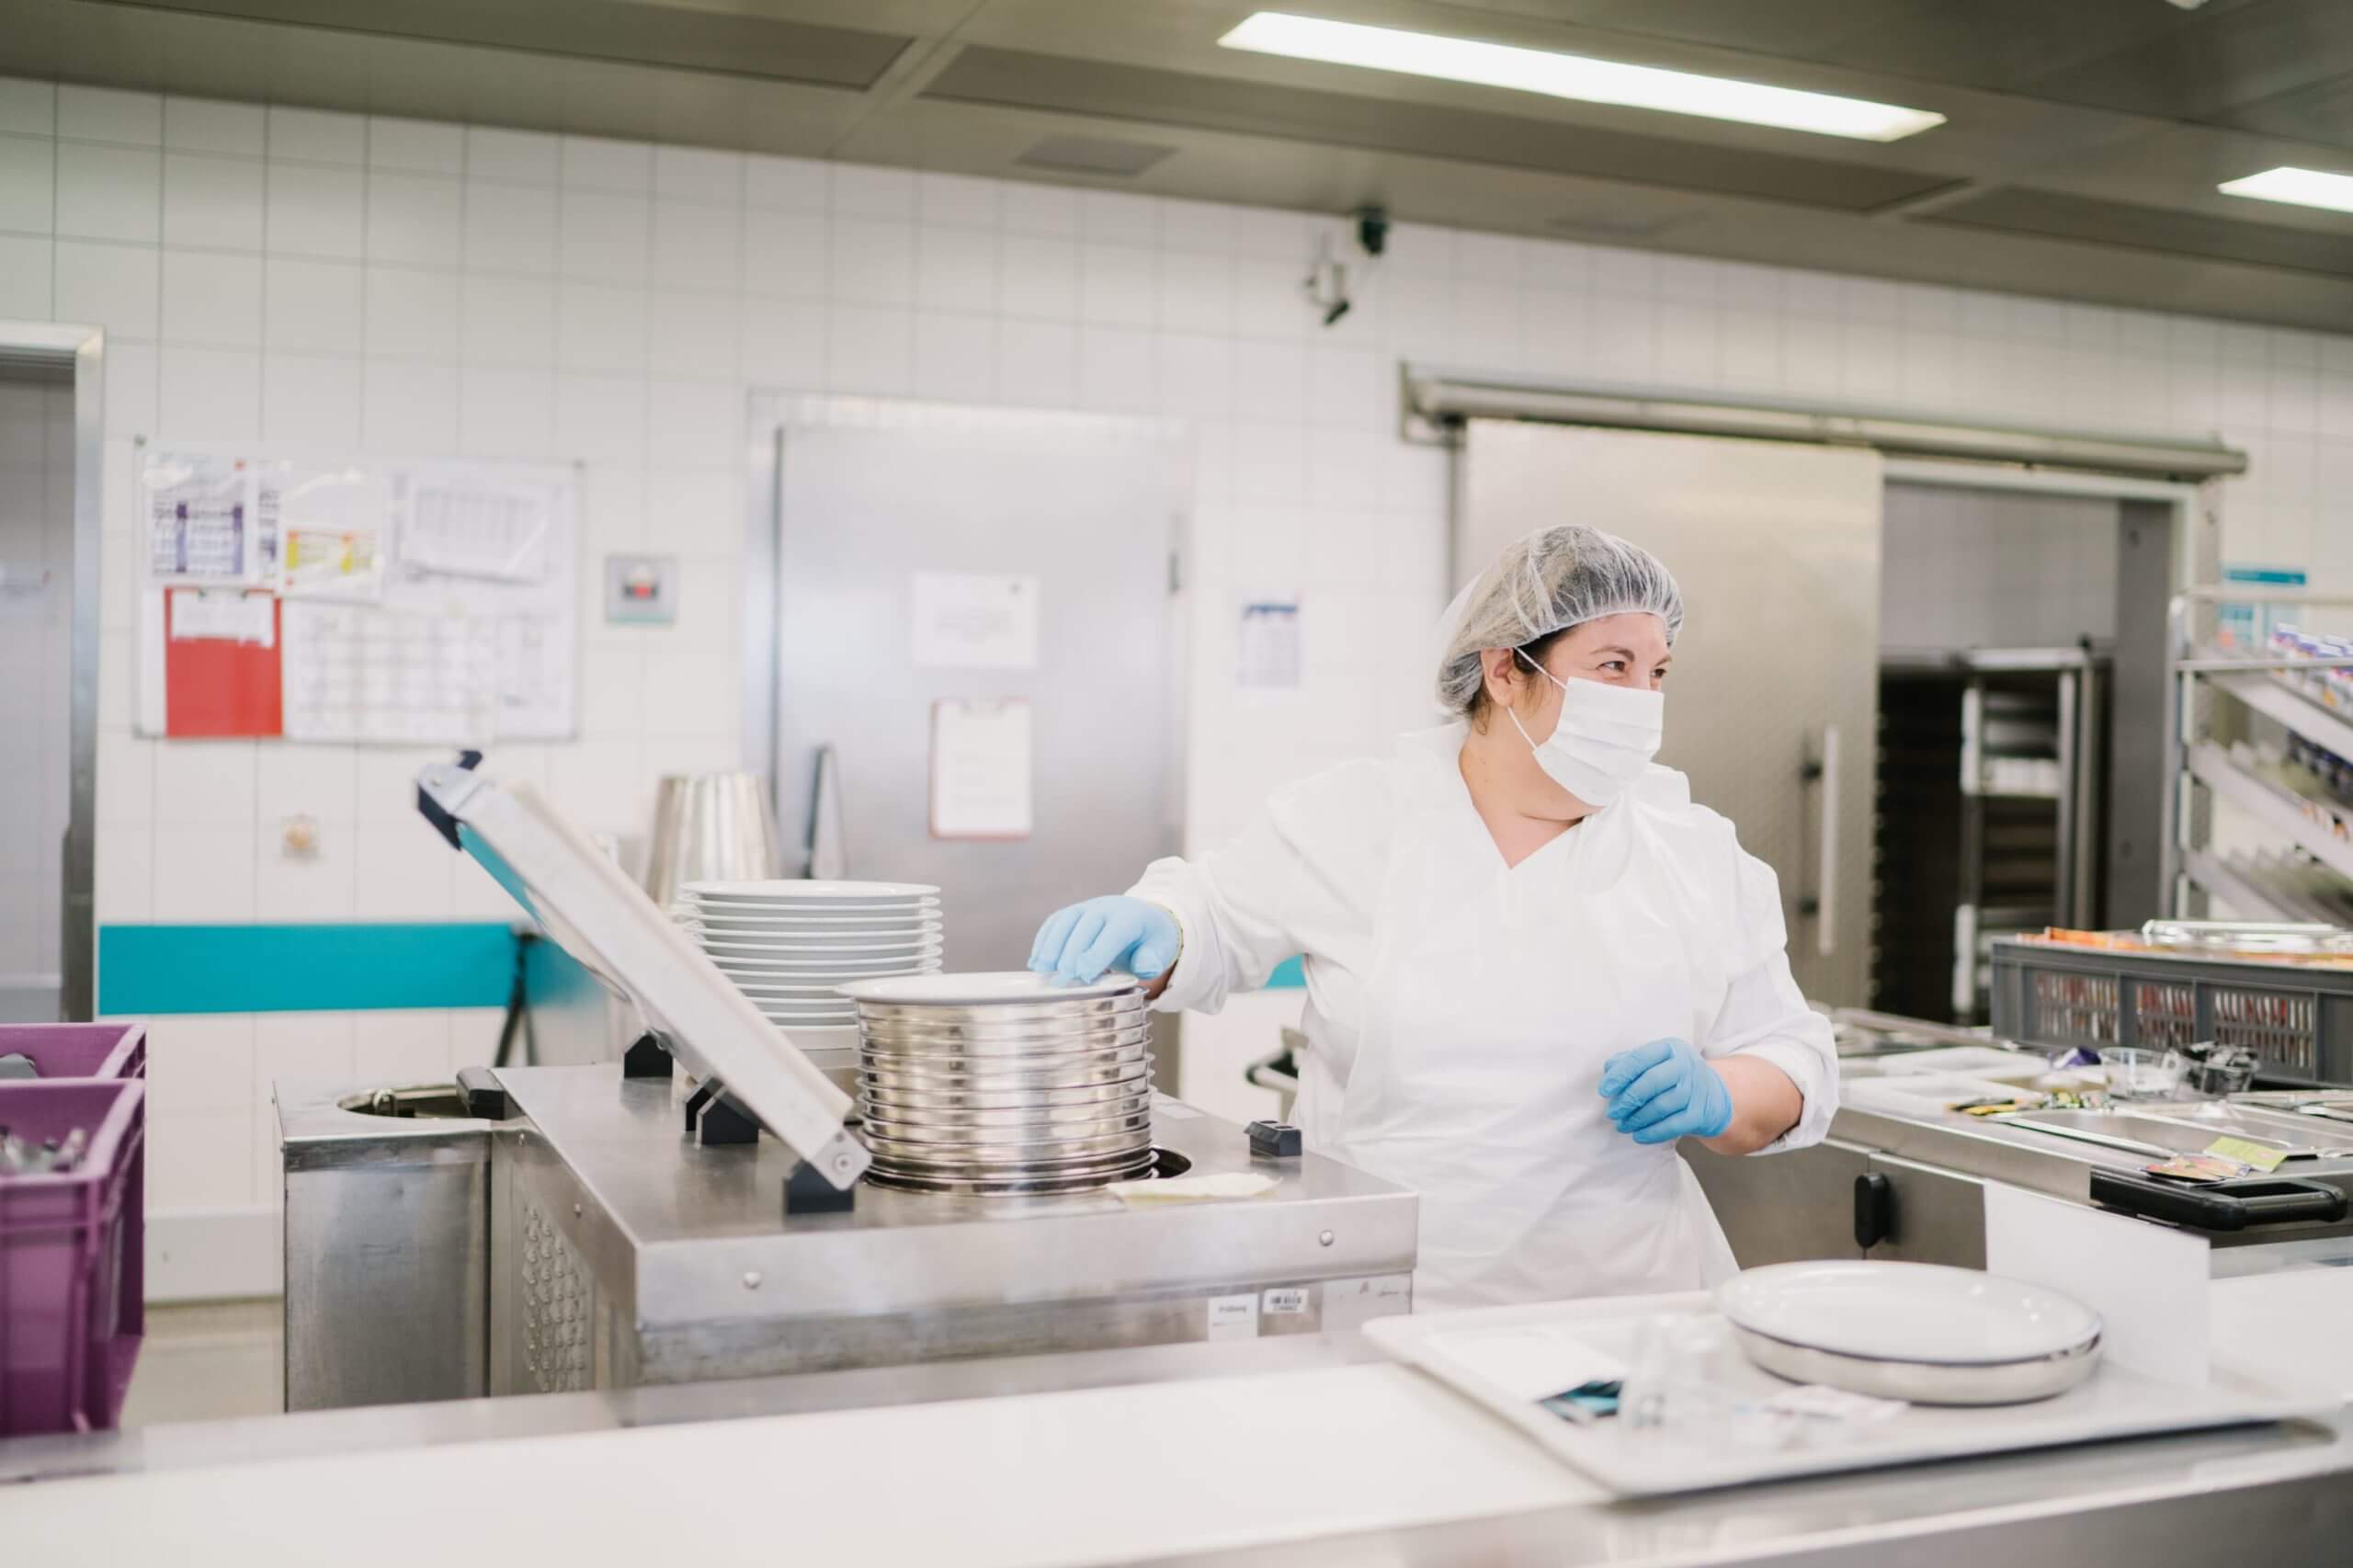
left=840, top=972, right=1153, bottom=1194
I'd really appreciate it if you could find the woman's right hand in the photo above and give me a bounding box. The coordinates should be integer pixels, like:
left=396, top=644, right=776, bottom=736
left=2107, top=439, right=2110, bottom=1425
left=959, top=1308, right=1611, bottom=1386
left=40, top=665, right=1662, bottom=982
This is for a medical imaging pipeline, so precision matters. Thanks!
left=1028, top=896, right=1181, bottom=986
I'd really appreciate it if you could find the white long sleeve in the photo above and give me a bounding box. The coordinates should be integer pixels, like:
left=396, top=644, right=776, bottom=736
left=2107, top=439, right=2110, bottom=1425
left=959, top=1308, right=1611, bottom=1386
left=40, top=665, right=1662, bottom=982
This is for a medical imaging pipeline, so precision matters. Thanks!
left=1126, top=760, right=1389, bottom=1018
left=1697, top=838, right=1839, bottom=1153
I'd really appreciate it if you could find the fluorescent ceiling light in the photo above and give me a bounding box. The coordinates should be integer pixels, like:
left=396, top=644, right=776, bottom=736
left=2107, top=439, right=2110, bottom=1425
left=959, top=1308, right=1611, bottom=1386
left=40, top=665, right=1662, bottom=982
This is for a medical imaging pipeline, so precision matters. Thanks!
left=2218, top=166, right=2353, bottom=214
left=1217, top=12, right=1945, bottom=142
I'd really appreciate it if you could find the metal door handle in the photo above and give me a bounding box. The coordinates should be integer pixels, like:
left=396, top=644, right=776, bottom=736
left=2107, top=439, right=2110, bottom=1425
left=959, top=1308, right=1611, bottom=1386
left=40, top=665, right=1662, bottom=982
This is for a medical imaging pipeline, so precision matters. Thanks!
left=1799, top=724, right=1839, bottom=958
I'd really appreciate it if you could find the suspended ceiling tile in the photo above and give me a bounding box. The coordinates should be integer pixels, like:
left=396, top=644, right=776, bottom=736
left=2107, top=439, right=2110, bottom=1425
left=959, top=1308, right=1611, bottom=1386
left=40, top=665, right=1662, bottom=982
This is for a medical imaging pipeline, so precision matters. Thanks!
left=2210, top=69, right=2353, bottom=149
left=1406, top=0, right=2267, bottom=97
left=2019, top=0, right=2353, bottom=121
left=72, top=0, right=915, bottom=89
left=1924, top=184, right=2353, bottom=278
left=920, top=46, right=1953, bottom=212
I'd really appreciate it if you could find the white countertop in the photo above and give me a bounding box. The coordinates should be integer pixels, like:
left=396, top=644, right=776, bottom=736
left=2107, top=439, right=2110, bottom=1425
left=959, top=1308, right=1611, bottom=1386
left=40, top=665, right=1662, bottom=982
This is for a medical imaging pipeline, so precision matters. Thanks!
left=17, top=1362, right=1593, bottom=1568
left=18, top=1269, right=2353, bottom=1568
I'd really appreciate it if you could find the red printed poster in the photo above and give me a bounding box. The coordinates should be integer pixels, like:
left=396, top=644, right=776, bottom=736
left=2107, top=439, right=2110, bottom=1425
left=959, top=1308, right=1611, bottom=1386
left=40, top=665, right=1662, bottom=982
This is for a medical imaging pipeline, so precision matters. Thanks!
left=163, top=588, right=283, bottom=738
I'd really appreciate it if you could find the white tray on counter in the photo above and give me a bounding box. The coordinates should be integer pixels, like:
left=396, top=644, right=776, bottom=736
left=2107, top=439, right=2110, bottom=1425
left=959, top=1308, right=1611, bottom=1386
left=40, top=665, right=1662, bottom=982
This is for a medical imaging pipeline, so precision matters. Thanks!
left=1366, top=1291, right=2321, bottom=1497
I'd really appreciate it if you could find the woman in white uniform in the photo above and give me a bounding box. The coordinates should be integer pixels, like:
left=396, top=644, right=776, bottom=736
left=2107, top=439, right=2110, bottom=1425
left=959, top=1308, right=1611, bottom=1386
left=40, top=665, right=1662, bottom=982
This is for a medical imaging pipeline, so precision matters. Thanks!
left=1029, top=524, right=1837, bottom=1309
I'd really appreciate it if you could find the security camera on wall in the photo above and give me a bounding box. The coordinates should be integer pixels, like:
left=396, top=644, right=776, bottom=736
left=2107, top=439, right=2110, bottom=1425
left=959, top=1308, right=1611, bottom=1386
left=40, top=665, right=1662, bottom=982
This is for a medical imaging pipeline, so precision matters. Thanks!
left=1304, top=203, right=1391, bottom=328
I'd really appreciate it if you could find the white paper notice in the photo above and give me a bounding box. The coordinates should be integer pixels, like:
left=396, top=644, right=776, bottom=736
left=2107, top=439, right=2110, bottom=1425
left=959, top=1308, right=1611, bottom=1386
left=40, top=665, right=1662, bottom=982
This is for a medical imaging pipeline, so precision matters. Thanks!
left=280, top=601, right=496, bottom=744
left=1237, top=596, right=1302, bottom=689
left=911, top=574, right=1040, bottom=669
left=1984, top=1184, right=2210, bottom=1386
left=929, top=698, right=1032, bottom=838
left=168, top=587, right=275, bottom=647
left=142, top=451, right=258, bottom=583
left=401, top=479, right=553, bottom=583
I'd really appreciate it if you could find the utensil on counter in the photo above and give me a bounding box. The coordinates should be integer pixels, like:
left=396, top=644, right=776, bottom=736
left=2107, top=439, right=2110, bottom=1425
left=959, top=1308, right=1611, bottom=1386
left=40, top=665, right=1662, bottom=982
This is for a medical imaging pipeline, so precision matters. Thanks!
left=2098, top=1046, right=2187, bottom=1100
left=642, top=773, right=784, bottom=910
left=1714, top=1260, right=2102, bottom=1405
left=2183, top=1043, right=2262, bottom=1098
left=0, top=1123, right=86, bottom=1175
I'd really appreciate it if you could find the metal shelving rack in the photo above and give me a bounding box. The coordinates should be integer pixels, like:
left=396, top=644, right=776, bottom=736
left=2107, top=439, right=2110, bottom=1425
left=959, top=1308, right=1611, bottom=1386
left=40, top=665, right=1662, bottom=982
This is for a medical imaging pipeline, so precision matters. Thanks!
left=2165, top=589, right=2353, bottom=924
left=1875, top=647, right=2105, bottom=1023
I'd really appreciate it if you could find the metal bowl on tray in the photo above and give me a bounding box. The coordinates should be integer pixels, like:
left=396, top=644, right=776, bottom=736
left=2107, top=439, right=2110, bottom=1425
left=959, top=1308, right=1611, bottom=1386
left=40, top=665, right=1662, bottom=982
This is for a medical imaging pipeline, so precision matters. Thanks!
left=1716, top=1260, right=2103, bottom=1406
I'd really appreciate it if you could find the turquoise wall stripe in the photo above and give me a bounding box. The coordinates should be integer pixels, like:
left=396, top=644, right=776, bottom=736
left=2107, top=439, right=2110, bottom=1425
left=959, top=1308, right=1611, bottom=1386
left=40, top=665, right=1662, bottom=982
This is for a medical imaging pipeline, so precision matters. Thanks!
left=99, top=923, right=527, bottom=1015
left=1267, top=955, right=1306, bottom=989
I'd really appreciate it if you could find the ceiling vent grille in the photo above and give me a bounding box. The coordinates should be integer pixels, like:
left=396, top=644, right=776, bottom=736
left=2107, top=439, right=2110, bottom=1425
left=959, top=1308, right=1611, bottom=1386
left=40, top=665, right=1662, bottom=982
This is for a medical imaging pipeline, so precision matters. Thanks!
left=1015, top=134, right=1178, bottom=177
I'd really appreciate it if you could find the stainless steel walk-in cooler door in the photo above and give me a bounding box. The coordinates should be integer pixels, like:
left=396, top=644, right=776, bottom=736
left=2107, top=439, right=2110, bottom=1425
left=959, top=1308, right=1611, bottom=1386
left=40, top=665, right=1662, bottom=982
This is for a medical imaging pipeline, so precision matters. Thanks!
left=1458, top=420, right=1882, bottom=1006
left=769, top=405, right=1190, bottom=971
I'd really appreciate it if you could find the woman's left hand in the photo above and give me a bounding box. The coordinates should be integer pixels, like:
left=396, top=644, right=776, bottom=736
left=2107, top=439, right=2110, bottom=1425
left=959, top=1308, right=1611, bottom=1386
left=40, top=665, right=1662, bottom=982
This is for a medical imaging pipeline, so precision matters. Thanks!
left=1597, top=1037, right=1733, bottom=1145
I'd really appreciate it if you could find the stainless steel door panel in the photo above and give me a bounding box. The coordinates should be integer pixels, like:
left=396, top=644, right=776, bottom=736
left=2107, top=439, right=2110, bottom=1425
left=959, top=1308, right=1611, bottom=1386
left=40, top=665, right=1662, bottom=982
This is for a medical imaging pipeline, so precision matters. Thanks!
left=769, top=406, right=1189, bottom=971
left=1459, top=421, right=1882, bottom=1004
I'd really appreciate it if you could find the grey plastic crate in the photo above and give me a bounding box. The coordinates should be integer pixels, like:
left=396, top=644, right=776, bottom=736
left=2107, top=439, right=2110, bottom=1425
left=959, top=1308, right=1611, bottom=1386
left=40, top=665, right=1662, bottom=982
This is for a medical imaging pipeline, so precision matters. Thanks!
left=1989, top=937, right=2353, bottom=1085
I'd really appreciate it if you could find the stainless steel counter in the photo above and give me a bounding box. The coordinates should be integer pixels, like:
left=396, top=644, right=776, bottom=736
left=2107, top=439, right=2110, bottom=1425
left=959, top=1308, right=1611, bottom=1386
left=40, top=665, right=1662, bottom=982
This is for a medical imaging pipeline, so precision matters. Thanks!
left=6, top=1329, right=2351, bottom=1567
left=1690, top=1050, right=2353, bottom=1271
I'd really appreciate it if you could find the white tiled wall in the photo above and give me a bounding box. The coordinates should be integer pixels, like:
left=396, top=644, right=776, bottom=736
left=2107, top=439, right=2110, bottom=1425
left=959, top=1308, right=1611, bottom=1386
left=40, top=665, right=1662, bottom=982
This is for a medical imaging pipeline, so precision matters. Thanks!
left=1880, top=483, right=2122, bottom=653
left=0, top=373, right=71, bottom=989
left=6, top=74, right=2353, bottom=1285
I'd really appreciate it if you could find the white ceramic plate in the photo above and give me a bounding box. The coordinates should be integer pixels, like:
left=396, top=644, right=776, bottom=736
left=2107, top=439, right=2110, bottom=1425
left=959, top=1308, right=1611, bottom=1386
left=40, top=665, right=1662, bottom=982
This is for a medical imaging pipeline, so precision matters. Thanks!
left=686, top=880, right=939, bottom=902
left=685, top=915, right=944, bottom=933
left=710, top=946, right=941, bottom=970
left=837, top=971, right=1140, bottom=1006
left=688, top=910, right=940, bottom=929
left=696, top=927, right=946, bottom=950
left=686, top=896, right=940, bottom=915
left=1715, top=1261, right=2101, bottom=1366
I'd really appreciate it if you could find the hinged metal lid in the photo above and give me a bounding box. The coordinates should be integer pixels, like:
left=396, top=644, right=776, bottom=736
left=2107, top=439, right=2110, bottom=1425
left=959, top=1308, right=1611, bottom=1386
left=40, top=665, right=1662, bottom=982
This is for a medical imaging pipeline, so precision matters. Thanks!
left=416, top=757, right=867, bottom=1191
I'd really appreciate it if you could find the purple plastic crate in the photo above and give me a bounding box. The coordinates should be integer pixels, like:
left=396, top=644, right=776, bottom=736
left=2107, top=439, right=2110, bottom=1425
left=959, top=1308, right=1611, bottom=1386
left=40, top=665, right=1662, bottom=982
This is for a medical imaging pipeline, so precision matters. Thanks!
left=0, top=1079, right=145, bottom=1436
left=0, top=1023, right=146, bottom=1083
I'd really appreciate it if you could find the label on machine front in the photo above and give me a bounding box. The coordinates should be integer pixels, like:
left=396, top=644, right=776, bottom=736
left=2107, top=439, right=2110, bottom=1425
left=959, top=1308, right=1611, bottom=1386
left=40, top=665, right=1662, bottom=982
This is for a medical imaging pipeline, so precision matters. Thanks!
left=1206, top=1293, right=1260, bottom=1341
left=1260, top=1288, right=1309, bottom=1316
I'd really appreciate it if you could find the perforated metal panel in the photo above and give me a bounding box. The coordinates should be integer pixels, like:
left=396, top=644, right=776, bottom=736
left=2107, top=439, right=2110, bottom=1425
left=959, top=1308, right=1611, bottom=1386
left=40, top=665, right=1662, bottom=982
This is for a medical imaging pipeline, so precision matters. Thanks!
left=517, top=1195, right=593, bottom=1396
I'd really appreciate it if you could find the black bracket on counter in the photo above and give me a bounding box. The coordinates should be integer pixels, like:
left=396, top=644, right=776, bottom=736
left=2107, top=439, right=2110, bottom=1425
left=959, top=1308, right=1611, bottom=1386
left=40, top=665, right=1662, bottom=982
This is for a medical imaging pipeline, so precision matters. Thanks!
left=622, top=1032, right=673, bottom=1080
left=1247, top=1119, right=1302, bottom=1158
left=785, top=1161, right=857, bottom=1216
left=683, top=1080, right=759, bottom=1146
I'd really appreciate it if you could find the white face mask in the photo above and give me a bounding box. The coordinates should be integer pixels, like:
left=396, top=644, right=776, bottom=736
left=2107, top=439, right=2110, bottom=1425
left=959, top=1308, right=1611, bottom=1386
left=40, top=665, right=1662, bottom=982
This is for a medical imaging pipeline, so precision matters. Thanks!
left=1506, top=651, right=1665, bottom=806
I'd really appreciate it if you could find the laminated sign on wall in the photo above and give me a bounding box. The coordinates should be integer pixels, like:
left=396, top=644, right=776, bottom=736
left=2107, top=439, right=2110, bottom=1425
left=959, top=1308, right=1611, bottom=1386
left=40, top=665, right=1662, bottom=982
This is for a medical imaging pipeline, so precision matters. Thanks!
left=134, top=444, right=577, bottom=744
left=911, top=573, right=1040, bottom=670
left=930, top=699, right=1033, bottom=839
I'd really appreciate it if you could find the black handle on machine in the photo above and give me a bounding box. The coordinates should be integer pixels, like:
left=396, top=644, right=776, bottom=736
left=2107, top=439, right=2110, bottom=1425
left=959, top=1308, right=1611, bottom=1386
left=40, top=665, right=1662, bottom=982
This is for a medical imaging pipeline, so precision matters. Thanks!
left=417, top=749, right=483, bottom=850
left=1853, top=1172, right=1894, bottom=1249
left=455, top=1065, right=507, bottom=1120
left=2089, top=1168, right=2349, bottom=1233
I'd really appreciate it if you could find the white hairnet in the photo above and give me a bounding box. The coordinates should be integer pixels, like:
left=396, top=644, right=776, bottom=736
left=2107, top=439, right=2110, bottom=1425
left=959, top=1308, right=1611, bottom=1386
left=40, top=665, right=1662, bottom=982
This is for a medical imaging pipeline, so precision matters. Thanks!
left=1433, top=524, right=1683, bottom=716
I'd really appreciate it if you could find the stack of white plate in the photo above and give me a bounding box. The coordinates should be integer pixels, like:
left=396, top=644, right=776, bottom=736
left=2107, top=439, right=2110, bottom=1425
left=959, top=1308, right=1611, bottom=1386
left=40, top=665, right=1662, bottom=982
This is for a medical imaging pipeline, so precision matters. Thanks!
left=675, top=880, right=942, bottom=1031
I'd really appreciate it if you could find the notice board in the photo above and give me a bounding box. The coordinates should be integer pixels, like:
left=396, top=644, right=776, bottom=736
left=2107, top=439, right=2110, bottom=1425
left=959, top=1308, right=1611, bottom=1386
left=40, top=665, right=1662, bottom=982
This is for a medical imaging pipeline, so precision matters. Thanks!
left=133, top=445, right=577, bottom=744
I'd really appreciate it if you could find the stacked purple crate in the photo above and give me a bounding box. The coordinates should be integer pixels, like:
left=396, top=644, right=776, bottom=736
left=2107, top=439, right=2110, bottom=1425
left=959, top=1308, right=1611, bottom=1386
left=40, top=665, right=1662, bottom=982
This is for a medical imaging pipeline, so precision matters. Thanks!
left=0, top=1022, right=146, bottom=1435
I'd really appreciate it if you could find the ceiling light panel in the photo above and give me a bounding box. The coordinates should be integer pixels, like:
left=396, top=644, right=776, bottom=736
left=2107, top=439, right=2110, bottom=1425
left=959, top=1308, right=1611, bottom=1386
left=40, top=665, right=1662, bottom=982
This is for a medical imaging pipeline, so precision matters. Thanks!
left=1217, top=12, right=1946, bottom=142
left=2219, top=167, right=2353, bottom=214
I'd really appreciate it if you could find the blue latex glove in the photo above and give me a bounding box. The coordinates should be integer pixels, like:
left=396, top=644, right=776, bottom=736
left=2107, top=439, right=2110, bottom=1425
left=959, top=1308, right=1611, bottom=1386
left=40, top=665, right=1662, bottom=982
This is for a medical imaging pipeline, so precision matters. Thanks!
left=1028, top=895, right=1180, bottom=986
left=1597, top=1037, right=1733, bottom=1145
